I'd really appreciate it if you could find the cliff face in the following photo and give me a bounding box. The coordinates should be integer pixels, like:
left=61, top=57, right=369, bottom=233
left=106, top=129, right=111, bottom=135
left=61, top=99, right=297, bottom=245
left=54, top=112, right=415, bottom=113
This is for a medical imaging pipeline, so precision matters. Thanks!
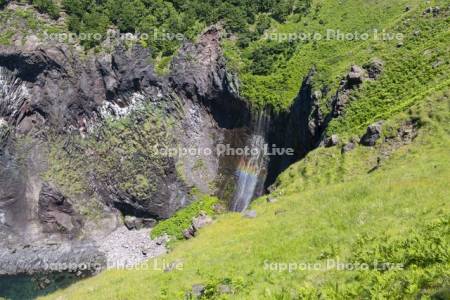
left=0, top=19, right=376, bottom=276
left=0, top=26, right=251, bottom=275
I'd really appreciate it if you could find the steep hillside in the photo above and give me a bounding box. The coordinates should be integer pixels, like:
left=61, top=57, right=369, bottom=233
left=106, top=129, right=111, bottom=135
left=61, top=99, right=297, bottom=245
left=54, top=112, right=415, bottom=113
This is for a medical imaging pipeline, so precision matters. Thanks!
left=0, top=0, right=448, bottom=299
left=40, top=86, right=450, bottom=300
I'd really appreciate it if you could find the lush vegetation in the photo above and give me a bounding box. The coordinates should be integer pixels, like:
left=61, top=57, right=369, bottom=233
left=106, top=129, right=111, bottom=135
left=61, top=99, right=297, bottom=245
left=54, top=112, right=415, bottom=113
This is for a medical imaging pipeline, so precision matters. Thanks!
left=31, top=0, right=60, bottom=19
left=55, top=0, right=311, bottom=55
left=41, top=86, right=449, bottom=299
left=151, top=194, right=219, bottom=240
left=228, top=0, right=449, bottom=114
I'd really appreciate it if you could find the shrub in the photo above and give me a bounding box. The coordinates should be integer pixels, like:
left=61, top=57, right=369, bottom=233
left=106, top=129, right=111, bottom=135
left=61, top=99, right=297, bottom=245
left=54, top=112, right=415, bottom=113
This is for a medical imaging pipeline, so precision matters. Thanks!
left=32, top=0, right=60, bottom=19
left=151, top=195, right=219, bottom=240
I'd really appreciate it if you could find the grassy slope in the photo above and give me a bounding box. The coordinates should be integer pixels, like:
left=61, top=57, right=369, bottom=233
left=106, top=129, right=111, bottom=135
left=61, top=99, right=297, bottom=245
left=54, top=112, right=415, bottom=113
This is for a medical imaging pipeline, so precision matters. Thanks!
left=41, top=87, right=450, bottom=299
left=230, top=0, right=449, bottom=123
left=4, top=0, right=445, bottom=299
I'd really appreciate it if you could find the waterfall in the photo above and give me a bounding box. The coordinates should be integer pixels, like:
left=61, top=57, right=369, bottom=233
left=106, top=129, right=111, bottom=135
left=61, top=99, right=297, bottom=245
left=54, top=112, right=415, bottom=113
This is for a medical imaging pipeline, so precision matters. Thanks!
left=230, top=111, right=270, bottom=211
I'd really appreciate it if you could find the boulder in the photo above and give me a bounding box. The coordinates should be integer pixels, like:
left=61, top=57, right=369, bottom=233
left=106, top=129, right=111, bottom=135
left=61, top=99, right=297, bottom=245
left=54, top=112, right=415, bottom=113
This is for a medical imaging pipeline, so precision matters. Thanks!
left=212, top=203, right=226, bottom=213
left=364, top=58, right=384, bottom=79
left=360, top=121, right=383, bottom=146
left=341, top=142, right=356, bottom=154
left=182, top=226, right=196, bottom=239
left=181, top=213, right=213, bottom=239
left=325, top=134, right=339, bottom=147
left=192, top=213, right=213, bottom=231
left=346, top=65, right=366, bottom=86
left=123, top=216, right=139, bottom=230
left=423, top=7, right=440, bottom=16
left=124, top=216, right=157, bottom=230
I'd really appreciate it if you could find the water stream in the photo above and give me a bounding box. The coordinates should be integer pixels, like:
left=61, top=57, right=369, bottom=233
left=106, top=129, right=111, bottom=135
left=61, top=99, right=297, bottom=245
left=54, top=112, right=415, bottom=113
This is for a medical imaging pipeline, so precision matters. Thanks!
left=230, top=111, right=270, bottom=211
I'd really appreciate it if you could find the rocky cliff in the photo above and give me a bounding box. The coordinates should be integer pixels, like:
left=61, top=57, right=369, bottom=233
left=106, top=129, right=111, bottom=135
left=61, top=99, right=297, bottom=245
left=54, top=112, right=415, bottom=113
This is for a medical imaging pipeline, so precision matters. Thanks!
left=0, top=26, right=251, bottom=277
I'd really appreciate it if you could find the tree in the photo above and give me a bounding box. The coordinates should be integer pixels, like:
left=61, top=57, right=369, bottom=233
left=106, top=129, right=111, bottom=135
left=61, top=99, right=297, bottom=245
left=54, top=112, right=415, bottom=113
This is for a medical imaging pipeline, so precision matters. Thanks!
left=105, top=0, right=146, bottom=33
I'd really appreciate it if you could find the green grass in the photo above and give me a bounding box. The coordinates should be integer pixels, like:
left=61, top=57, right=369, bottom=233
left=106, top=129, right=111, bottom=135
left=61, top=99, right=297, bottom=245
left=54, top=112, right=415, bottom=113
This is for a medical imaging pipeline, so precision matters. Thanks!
left=226, top=0, right=449, bottom=118
left=40, top=87, right=450, bottom=299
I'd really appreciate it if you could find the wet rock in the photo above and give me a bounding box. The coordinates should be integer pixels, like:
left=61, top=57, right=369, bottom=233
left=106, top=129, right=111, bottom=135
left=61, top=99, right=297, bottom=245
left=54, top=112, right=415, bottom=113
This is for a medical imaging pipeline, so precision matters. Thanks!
left=360, top=121, right=383, bottom=146
left=271, top=67, right=324, bottom=163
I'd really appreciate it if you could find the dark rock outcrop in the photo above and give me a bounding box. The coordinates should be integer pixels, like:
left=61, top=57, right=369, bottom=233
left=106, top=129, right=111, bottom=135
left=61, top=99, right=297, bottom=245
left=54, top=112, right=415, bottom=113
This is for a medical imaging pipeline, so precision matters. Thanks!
left=191, top=213, right=213, bottom=231
left=328, top=64, right=368, bottom=119
left=265, top=67, right=325, bottom=186
left=170, top=26, right=249, bottom=129
left=38, top=183, right=83, bottom=236
left=182, top=213, right=213, bottom=240
left=364, top=58, right=384, bottom=80
left=360, top=121, right=383, bottom=146
left=346, top=65, right=366, bottom=87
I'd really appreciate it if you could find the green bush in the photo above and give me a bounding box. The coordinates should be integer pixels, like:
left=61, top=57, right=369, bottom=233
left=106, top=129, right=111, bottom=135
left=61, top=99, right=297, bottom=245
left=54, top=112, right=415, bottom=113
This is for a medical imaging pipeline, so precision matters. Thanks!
left=32, top=0, right=60, bottom=19
left=151, top=195, right=219, bottom=240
